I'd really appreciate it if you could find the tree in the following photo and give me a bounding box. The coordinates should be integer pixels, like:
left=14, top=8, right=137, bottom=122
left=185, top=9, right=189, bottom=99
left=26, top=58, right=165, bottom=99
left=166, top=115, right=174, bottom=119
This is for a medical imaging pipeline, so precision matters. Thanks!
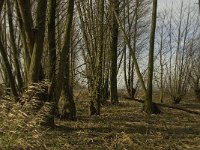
left=28, top=0, right=47, bottom=83
left=164, top=3, right=197, bottom=104
left=143, top=0, right=158, bottom=114
left=122, top=0, right=149, bottom=99
left=113, top=0, right=160, bottom=114
left=7, top=0, right=23, bottom=91
left=0, top=0, right=18, bottom=98
left=47, top=0, right=57, bottom=101
left=0, top=0, right=4, bottom=14
left=76, top=0, right=106, bottom=115
left=110, top=0, right=119, bottom=104
left=57, top=0, right=76, bottom=120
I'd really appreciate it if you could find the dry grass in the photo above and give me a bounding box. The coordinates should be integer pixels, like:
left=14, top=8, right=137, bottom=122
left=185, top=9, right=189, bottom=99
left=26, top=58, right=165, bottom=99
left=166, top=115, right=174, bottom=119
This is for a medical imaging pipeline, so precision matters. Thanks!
left=0, top=93, right=200, bottom=149
left=0, top=81, right=54, bottom=150
left=26, top=99, right=200, bottom=149
left=0, top=99, right=48, bottom=149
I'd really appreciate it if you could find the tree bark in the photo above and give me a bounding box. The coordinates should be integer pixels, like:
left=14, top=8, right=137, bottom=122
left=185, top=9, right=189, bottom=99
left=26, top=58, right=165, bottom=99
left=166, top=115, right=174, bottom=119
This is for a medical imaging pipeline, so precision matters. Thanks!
left=0, top=0, right=4, bottom=13
left=28, top=0, right=47, bottom=83
left=0, top=40, right=18, bottom=98
left=0, top=0, right=18, bottom=98
left=110, top=0, right=119, bottom=104
left=57, top=0, right=76, bottom=120
left=16, top=0, right=34, bottom=55
left=143, top=0, right=158, bottom=114
left=7, top=0, right=23, bottom=90
left=48, top=0, right=56, bottom=81
left=47, top=0, right=57, bottom=101
left=15, top=2, right=29, bottom=85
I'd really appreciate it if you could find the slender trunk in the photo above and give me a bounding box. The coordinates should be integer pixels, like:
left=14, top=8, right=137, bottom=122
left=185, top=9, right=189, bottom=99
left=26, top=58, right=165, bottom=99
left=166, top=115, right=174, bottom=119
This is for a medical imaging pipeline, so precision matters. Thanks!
left=91, top=0, right=105, bottom=114
left=15, top=2, right=29, bottom=86
left=0, top=0, right=18, bottom=98
left=48, top=0, right=56, bottom=80
left=16, top=0, right=34, bottom=55
left=7, top=0, right=23, bottom=90
left=110, top=0, right=119, bottom=104
left=114, top=9, right=146, bottom=93
left=159, top=16, right=165, bottom=103
left=47, top=0, right=56, bottom=101
left=0, top=0, right=4, bottom=13
left=144, top=0, right=158, bottom=114
left=0, top=41, right=18, bottom=98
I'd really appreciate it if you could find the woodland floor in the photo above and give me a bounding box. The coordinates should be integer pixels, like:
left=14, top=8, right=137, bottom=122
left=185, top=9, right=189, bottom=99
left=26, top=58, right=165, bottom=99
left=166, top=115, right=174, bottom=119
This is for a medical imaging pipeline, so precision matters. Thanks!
left=45, top=98, right=199, bottom=150
left=1, top=97, right=200, bottom=150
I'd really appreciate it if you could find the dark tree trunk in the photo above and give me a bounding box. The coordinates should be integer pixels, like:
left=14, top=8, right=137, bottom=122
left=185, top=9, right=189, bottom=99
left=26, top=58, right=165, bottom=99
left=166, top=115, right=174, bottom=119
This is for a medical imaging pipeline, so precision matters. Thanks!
left=28, top=0, right=47, bottom=83
left=47, top=0, right=57, bottom=101
left=110, top=0, right=119, bottom=104
left=7, top=0, right=23, bottom=90
left=57, top=0, right=76, bottom=120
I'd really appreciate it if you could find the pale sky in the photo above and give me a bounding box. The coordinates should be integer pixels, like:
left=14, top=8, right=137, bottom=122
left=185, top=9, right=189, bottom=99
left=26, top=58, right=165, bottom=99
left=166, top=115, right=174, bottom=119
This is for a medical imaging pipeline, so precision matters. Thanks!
left=158, top=0, right=197, bottom=11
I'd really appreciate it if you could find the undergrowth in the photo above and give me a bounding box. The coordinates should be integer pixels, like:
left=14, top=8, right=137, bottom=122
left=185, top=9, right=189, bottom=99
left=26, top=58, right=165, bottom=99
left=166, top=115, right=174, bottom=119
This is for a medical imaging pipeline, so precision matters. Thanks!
left=0, top=97, right=200, bottom=150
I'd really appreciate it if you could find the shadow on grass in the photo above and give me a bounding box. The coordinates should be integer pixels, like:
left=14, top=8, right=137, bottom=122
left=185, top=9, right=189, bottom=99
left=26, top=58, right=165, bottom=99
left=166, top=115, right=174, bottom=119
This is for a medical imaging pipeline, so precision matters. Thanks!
left=54, top=113, right=200, bottom=137
left=179, top=103, right=200, bottom=110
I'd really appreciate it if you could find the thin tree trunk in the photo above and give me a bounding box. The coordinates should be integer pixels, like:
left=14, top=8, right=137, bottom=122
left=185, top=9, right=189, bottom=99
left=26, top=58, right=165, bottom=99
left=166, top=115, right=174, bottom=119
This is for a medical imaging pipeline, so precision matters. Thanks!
left=0, top=0, right=18, bottom=98
left=0, top=40, right=18, bottom=98
left=144, top=0, right=158, bottom=114
left=0, top=0, right=4, bottom=13
left=16, top=0, right=34, bottom=55
left=7, top=0, right=23, bottom=90
left=114, top=10, right=147, bottom=93
left=15, top=2, right=29, bottom=85
left=110, top=0, right=119, bottom=104
left=47, top=0, right=56, bottom=101
left=48, top=0, right=56, bottom=80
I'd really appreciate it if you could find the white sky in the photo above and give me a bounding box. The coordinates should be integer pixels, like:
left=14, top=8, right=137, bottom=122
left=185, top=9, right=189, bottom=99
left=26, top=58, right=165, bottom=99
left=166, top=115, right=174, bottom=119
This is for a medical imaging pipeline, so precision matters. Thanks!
left=158, top=0, right=198, bottom=11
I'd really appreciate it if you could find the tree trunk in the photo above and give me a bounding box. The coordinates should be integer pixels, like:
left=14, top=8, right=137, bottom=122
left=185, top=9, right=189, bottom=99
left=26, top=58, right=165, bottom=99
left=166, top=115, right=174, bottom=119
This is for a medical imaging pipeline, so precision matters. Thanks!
left=15, top=2, right=30, bottom=85
left=28, top=0, right=47, bottom=83
left=48, top=0, right=56, bottom=81
left=47, top=0, right=57, bottom=101
left=144, top=0, right=158, bottom=114
left=16, top=0, right=34, bottom=55
left=57, top=0, right=76, bottom=120
left=0, top=0, right=18, bottom=98
left=0, top=0, right=4, bottom=13
left=110, top=0, right=119, bottom=104
left=7, top=0, right=23, bottom=90
left=0, top=41, right=18, bottom=98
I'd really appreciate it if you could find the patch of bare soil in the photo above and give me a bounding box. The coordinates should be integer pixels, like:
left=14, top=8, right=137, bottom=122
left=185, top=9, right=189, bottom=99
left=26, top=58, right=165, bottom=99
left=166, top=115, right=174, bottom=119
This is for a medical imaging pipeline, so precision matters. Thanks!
left=45, top=99, right=200, bottom=150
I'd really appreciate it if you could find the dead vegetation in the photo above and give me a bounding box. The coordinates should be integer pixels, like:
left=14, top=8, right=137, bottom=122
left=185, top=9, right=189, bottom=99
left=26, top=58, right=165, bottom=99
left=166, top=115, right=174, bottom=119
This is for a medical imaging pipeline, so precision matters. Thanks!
left=46, top=98, right=200, bottom=150
left=1, top=92, right=200, bottom=149
left=0, top=81, right=54, bottom=149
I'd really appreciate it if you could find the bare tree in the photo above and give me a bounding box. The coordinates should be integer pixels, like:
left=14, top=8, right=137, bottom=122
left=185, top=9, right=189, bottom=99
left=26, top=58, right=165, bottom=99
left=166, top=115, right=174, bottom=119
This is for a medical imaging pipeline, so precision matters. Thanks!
left=57, top=0, right=76, bottom=120
left=110, top=0, right=119, bottom=104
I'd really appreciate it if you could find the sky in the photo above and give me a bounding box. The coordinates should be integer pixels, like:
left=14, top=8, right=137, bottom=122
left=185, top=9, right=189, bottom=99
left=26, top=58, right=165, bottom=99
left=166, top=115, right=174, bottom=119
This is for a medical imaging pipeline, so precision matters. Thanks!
left=117, top=0, right=199, bottom=89
left=158, top=0, right=197, bottom=11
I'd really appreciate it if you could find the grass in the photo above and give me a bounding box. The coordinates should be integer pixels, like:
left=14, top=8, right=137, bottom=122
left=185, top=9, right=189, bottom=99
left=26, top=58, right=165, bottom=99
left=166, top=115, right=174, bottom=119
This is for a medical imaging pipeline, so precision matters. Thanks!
left=0, top=97, right=200, bottom=150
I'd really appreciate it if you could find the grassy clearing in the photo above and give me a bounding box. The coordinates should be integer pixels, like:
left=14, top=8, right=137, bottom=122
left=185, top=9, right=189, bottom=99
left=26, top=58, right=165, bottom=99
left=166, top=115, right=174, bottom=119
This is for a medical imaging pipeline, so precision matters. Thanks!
left=1, top=98, right=200, bottom=150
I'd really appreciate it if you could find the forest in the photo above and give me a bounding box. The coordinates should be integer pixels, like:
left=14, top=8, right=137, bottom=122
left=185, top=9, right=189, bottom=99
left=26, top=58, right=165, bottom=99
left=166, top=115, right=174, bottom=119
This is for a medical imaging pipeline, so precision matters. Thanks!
left=0, top=0, right=200, bottom=149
